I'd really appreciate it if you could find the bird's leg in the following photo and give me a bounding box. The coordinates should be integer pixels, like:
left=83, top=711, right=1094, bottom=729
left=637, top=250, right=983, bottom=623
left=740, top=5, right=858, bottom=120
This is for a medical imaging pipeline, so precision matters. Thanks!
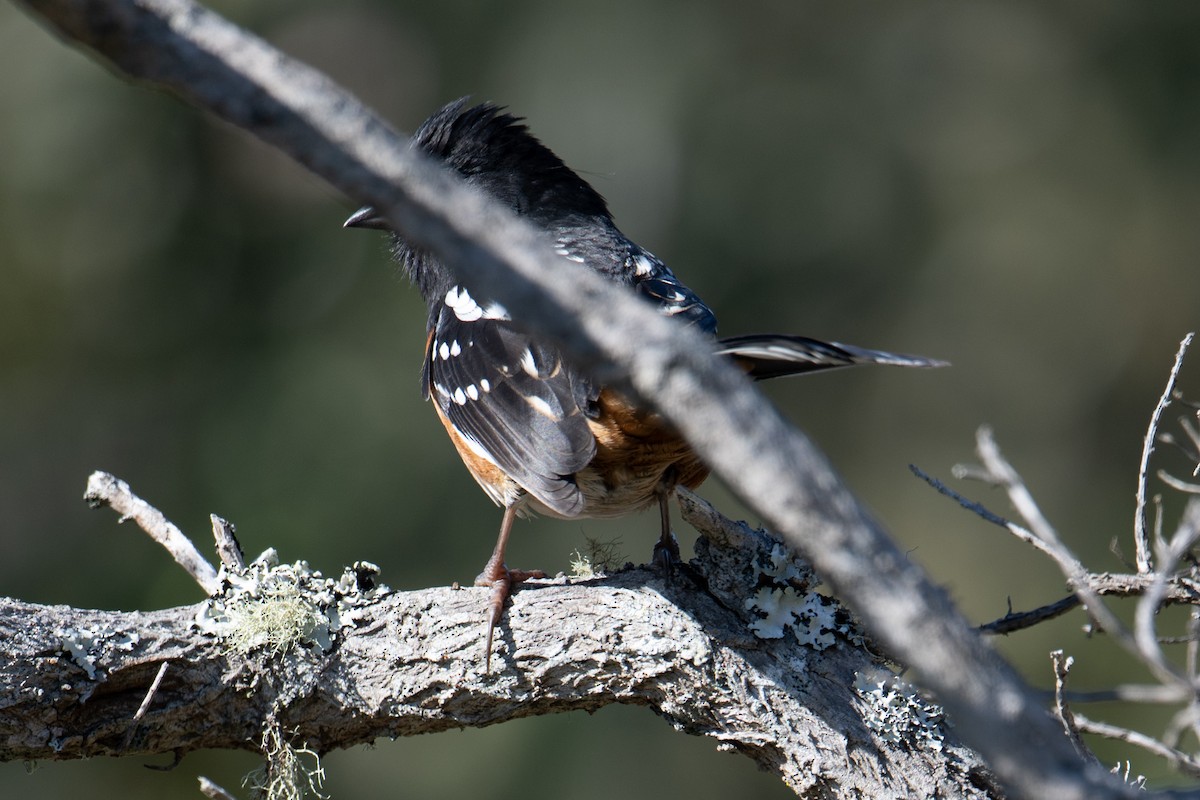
left=652, top=485, right=680, bottom=576
left=474, top=505, right=546, bottom=672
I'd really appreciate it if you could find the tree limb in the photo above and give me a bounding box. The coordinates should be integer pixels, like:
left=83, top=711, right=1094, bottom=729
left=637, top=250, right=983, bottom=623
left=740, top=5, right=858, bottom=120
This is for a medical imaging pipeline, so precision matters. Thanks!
left=0, top=483, right=998, bottom=799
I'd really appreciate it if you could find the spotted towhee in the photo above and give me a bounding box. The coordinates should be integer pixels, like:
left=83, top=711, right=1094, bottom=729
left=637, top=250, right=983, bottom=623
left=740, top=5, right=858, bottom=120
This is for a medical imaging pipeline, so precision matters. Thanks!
left=346, top=98, right=945, bottom=668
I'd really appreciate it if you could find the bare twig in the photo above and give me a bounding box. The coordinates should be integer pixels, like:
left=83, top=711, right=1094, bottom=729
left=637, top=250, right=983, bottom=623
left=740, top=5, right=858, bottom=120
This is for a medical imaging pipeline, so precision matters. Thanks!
left=121, top=661, right=171, bottom=749
left=1134, top=499, right=1200, bottom=695
left=978, top=596, right=1081, bottom=635
left=1163, top=703, right=1200, bottom=752
left=198, top=777, right=240, bottom=800
left=1064, top=685, right=1191, bottom=705
left=915, top=464, right=1200, bottom=606
left=1135, top=333, right=1195, bottom=573
left=1074, top=713, right=1200, bottom=780
left=84, top=471, right=220, bottom=594
left=1052, top=650, right=1101, bottom=768
left=211, top=515, right=245, bottom=572
left=1189, top=608, right=1200, bottom=687
left=974, top=426, right=1060, bottom=545
left=909, top=463, right=1060, bottom=561
left=1087, top=572, right=1200, bottom=604
left=1159, top=471, right=1200, bottom=495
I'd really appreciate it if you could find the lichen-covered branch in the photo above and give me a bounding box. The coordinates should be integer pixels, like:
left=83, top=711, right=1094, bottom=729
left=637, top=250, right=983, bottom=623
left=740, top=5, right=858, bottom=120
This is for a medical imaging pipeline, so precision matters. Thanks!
left=0, top=486, right=996, bottom=800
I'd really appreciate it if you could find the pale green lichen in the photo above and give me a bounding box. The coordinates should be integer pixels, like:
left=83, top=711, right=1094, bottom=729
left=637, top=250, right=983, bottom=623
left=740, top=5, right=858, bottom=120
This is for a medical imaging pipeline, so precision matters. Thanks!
left=243, top=721, right=327, bottom=800
left=196, top=553, right=385, bottom=656
left=568, top=550, right=596, bottom=580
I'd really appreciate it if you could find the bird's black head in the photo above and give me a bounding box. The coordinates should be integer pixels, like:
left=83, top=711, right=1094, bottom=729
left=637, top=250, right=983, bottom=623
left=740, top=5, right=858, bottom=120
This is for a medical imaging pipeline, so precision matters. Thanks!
left=345, top=98, right=613, bottom=310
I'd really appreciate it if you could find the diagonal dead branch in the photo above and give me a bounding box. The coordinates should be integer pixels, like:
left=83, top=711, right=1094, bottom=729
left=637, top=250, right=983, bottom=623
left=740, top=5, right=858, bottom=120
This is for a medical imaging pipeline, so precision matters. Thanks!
left=910, top=463, right=1062, bottom=561
left=84, top=470, right=220, bottom=594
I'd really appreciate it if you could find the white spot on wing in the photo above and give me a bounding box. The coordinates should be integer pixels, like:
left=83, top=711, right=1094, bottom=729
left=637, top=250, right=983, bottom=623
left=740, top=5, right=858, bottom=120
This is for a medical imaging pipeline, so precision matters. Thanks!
left=480, top=378, right=491, bottom=393
left=466, top=384, right=479, bottom=401
left=445, top=285, right=509, bottom=321
left=452, top=387, right=467, bottom=405
left=526, top=395, right=556, bottom=418
left=450, top=340, right=462, bottom=357
left=439, top=342, right=450, bottom=360
left=519, top=348, right=539, bottom=378
left=634, top=253, right=656, bottom=276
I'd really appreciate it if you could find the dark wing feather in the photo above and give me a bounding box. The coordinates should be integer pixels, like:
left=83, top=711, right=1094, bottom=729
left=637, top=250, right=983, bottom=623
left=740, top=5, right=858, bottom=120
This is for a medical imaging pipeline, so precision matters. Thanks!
left=628, top=249, right=719, bottom=335
left=716, top=334, right=948, bottom=381
left=426, top=305, right=596, bottom=516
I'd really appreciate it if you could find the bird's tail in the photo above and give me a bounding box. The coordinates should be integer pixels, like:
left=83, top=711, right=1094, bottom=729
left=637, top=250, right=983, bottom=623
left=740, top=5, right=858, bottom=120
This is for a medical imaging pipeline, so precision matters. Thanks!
left=715, top=334, right=948, bottom=381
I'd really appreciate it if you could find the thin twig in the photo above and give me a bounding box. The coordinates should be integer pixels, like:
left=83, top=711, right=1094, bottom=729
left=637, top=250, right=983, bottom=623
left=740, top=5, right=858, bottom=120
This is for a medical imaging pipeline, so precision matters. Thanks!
left=914, top=463, right=1200, bottom=606
left=1135, top=333, right=1195, bottom=574
left=1063, top=684, right=1191, bottom=705
left=198, top=777, right=240, bottom=800
left=1159, top=634, right=1200, bottom=646
left=84, top=471, right=220, bottom=594
left=909, top=464, right=1059, bottom=561
left=1074, top=713, right=1200, bottom=779
left=1163, top=702, right=1200, bottom=751
left=978, top=595, right=1080, bottom=635
left=121, top=661, right=170, bottom=749
left=1087, top=572, right=1200, bottom=604
left=1159, top=470, right=1200, bottom=495
left=1189, top=607, right=1200, bottom=692
left=1052, top=651, right=1101, bottom=768
left=974, top=426, right=1060, bottom=544
left=1179, top=411, right=1200, bottom=477
left=1134, top=498, right=1200, bottom=695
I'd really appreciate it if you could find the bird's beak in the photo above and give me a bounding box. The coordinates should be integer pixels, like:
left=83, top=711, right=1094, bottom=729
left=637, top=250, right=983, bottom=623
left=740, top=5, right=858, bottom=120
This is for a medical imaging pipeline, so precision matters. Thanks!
left=343, top=205, right=391, bottom=230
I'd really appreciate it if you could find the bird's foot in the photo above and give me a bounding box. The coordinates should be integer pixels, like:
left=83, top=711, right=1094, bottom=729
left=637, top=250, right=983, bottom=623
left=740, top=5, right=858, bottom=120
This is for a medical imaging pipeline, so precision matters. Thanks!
left=652, top=530, right=681, bottom=581
left=475, top=563, right=547, bottom=672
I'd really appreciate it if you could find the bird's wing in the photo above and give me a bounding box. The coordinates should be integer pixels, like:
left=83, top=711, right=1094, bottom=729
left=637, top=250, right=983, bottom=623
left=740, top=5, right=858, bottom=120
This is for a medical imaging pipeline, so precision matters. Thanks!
left=627, top=248, right=719, bottom=334
left=425, top=291, right=596, bottom=516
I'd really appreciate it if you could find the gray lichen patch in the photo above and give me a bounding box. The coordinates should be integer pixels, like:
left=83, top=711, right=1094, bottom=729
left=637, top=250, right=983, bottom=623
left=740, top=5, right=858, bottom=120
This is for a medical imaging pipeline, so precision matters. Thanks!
left=854, top=667, right=946, bottom=752
left=195, top=551, right=387, bottom=656
left=58, top=627, right=140, bottom=679
left=744, top=543, right=862, bottom=650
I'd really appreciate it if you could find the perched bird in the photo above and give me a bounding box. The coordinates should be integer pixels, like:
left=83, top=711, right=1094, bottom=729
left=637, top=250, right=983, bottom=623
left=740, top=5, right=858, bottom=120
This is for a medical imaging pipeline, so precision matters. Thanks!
left=346, top=98, right=945, bottom=668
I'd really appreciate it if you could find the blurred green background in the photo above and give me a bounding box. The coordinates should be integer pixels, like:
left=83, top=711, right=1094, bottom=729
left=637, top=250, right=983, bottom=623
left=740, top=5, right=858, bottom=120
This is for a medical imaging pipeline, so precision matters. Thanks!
left=3, top=0, right=1200, bottom=796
